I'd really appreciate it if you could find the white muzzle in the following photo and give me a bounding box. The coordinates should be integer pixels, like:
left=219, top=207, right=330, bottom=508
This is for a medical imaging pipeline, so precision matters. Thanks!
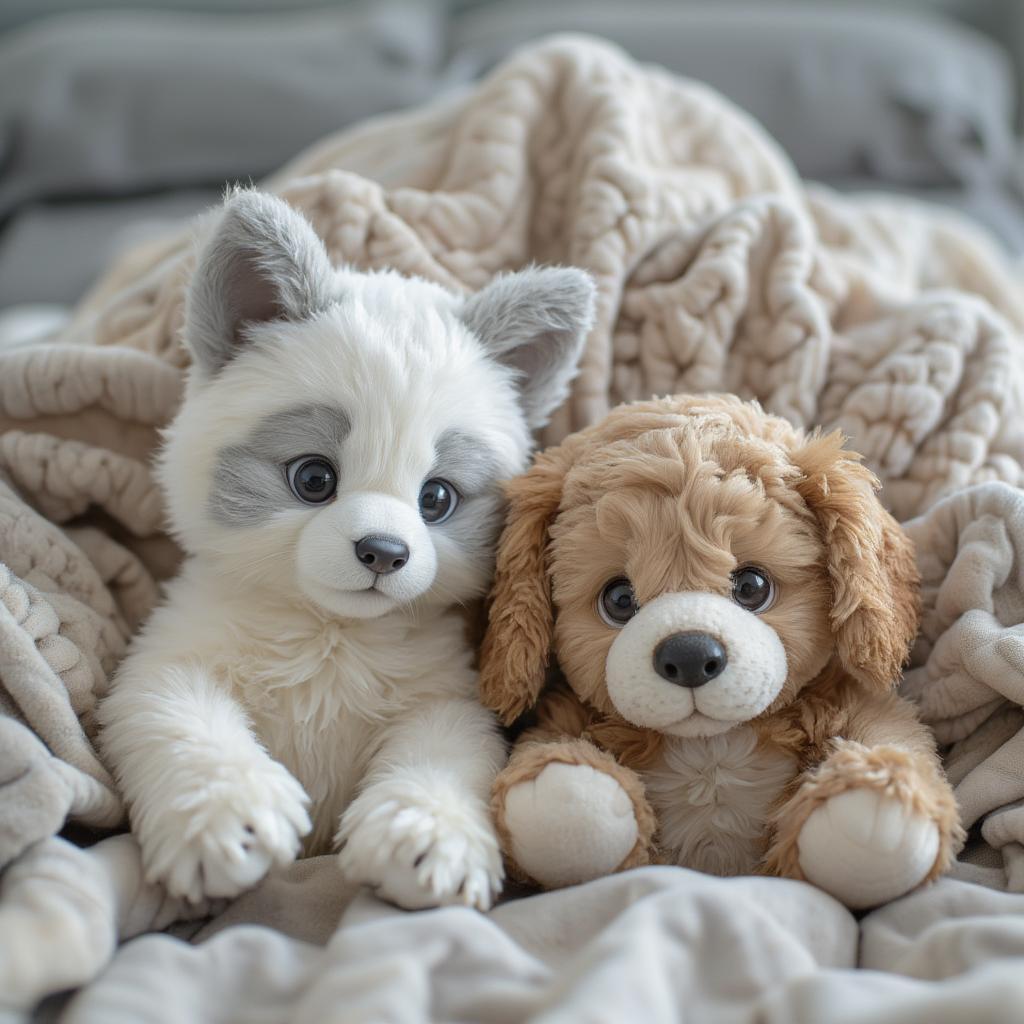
left=605, top=592, right=788, bottom=738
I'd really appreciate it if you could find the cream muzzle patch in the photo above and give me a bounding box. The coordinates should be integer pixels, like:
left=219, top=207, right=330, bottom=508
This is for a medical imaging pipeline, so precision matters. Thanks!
left=604, top=592, right=787, bottom=737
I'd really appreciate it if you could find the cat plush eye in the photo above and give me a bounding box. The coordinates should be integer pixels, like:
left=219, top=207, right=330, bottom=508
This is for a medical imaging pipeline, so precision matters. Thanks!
left=286, top=457, right=337, bottom=504
left=731, top=566, right=775, bottom=613
left=419, top=478, right=459, bottom=524
left=598, top=577, right=638, bottom=627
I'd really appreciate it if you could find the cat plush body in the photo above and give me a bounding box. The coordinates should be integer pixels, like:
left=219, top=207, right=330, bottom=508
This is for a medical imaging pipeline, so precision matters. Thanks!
left=99, top=190, right=595, bottom=910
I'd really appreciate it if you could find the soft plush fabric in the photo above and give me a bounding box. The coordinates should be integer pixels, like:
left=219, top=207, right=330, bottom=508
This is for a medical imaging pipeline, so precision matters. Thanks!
left=21, top=854, right=1024, bottom=1023
left=0, top=836, right=208, bottom=1016
left=0, top=335, right=182, bottom=874
left=902, top=483, right=1024, bottom=891
left=4, top=34, right=1024, bottom=1018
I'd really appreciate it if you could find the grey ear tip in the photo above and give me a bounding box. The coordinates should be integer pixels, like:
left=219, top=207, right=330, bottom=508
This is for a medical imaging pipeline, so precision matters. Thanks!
left=217, top=189, right=305, bottom=237
left=219, top=187, right=264, bottom=217
left=567, top=268, right=597, bottom=294
left=223, top=185, right=277, bottom=209
left=186, top=188, right=334, bottom=376
left=533, top=265, right=598, bottom=324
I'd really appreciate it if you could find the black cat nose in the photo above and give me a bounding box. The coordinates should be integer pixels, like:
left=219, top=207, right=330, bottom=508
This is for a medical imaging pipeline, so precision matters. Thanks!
left=355, top=535, right=409, bottom=574
left=653, top=632, right=727, bottom=688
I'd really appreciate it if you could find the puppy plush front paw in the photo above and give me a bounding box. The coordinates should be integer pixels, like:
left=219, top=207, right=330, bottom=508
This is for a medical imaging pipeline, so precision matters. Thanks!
left=797, top=788, right=939, bottom=910
left=503, top=763, right=639, bottom=888
left=137, top=756, right=311, bottom=903
left=337, top=783, right=503, bottom=911
left=765, top=741, right=962, bottom=910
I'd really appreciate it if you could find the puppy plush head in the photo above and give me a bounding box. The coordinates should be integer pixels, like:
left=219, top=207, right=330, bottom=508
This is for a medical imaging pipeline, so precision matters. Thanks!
left=160, top=190, right=595, bottom=619
left=480, top=394, right=919, bottom=735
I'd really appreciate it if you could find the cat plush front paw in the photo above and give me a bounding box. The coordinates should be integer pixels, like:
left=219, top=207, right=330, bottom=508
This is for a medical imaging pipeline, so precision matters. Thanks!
left=136, top=755, right=311, bottom=903
left=337, top=783, right=502, bottom=911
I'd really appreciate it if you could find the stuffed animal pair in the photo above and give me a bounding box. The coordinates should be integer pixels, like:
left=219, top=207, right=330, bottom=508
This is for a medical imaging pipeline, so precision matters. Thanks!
left=480, top=394, right=963, bottom=909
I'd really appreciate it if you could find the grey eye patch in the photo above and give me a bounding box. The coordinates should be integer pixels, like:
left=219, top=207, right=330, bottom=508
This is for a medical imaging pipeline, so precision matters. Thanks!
left=426, top=429, right=507, bottom=578
left=209, top=403, right=351, bottom=527
left=431, top=428, right=501, bottom=498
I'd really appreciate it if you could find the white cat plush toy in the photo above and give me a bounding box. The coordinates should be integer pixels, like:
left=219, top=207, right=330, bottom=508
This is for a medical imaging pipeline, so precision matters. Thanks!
left=99, top=190, right=595, bottom=910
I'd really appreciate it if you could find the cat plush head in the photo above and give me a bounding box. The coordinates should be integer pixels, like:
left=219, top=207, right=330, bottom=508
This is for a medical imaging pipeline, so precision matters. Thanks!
left=160, top=190, right=596, bottom=619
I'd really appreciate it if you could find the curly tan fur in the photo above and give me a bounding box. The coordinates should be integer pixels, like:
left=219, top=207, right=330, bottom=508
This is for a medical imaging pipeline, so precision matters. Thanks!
left=479, top=443, right=578, bottom=724
left=482, top=393, right=960, bottom=900
left=790, top=432, right=922, bottom=693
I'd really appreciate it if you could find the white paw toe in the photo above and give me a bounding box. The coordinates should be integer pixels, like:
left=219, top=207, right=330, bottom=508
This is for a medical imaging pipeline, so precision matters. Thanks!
left=192, top=831, right=276, bottom=899
left=797, top=788, right=939, bottom=910
left=338, top=786, right=502, bottom=911
left=139, top=761, right=311, bottom=903
left=503, top=763, right=639, bottom=888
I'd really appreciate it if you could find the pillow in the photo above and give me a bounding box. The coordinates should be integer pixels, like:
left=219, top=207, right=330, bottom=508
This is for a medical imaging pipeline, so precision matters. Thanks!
left=0, top=191, right=220, bottom=307
left=0, top=0, right=451, bottom=216
left=451, top=1, right=1018, bottom=188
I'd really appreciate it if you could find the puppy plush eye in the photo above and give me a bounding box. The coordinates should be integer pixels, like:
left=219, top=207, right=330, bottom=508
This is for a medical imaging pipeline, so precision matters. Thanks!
left=419, top=478, right=459, bottom=524
left=286, top=457, right=337, bottom=504
left=731, top=566, right=775, bottom=613
left=598, top=578, right=638, bottom=627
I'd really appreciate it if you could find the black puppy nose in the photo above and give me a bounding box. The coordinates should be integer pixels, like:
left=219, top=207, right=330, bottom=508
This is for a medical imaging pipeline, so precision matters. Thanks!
left=653, top=632, right=727, bottom=688
left=355, top=535, right=409, bottom=574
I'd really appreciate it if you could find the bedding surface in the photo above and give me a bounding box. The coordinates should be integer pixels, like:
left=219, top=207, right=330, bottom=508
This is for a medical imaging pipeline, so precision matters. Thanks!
left=51, top=861, right=1024, bottom=1023
left=3, top=34, right=1024, bottom=1021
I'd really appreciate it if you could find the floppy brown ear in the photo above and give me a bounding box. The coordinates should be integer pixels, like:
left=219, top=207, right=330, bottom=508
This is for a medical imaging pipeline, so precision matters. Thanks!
left=479, top=444, right=574, bottom=725
left=791, top=431, right=920, bottom=692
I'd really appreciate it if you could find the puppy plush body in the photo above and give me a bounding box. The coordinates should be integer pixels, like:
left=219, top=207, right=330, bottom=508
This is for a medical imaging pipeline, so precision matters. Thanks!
left=481, top=395, right=963, bottom=908
left=98, top=191, right=595, bottom=910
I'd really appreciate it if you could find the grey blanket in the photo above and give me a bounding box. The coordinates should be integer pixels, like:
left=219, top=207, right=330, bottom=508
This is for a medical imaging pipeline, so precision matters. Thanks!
left=33, top=854, right=1024, bottom=1023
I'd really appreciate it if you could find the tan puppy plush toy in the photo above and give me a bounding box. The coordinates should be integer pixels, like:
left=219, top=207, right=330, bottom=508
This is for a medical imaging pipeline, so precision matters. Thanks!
left=480, top=395, right=963, bottom=909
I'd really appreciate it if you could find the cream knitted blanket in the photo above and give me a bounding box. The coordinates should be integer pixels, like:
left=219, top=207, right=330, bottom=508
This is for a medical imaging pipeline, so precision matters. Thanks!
left=3, top=35, right=1024, bottom=942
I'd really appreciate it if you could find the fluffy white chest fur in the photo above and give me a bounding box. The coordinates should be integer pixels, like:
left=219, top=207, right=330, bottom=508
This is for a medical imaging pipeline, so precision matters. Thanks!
left=122, top=566, right=479, bottom=855
left=642, top=728, right=797, bottom=875
left=101, top=561, right=508, bottom=908
left=223, top=603, right=471, bottom=852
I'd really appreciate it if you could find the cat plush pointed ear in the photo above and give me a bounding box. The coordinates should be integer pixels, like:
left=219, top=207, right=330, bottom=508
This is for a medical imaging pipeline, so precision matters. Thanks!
left=462, top=267, right=597, bottom=430
left=185, top=190, right=336, bottom=376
